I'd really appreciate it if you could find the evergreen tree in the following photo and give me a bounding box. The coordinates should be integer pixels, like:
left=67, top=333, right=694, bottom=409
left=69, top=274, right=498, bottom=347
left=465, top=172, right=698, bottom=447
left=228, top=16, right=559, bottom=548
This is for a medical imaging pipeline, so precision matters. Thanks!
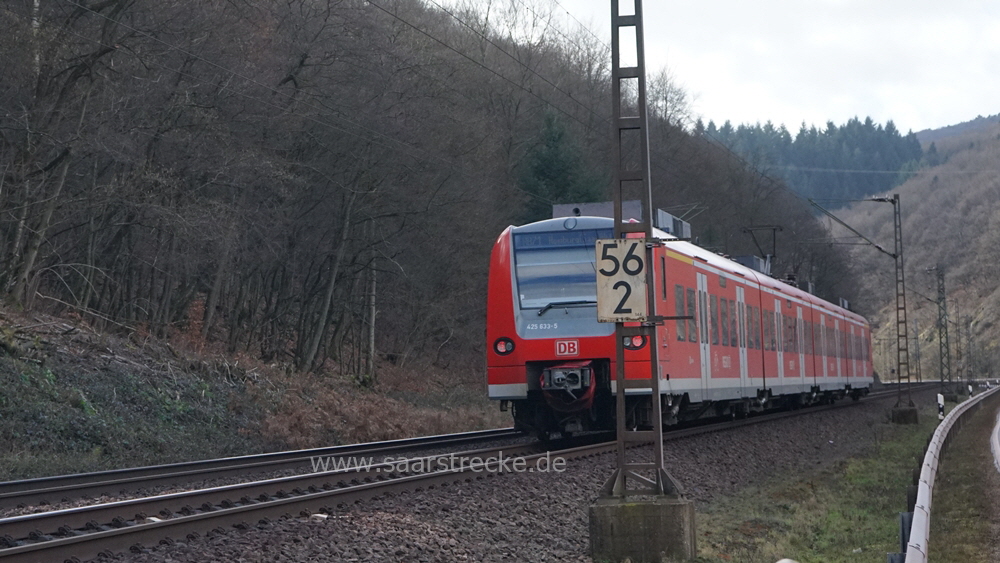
left=518, top=113, right=605, bottom=223
left=713, top=116, right=924, bottom=203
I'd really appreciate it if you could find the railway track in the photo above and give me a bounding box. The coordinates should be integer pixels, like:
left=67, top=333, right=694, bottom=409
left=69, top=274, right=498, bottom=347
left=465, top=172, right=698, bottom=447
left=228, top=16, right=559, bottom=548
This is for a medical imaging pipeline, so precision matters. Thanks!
left=0, top=427, right=524, bottom=508
left=0, top=384, right=929, bottom=562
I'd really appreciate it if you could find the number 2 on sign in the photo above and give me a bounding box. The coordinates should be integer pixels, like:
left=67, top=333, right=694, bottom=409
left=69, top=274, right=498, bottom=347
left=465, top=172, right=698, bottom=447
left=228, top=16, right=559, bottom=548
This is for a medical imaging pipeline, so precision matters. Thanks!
left=596, top=239, right=648, bottom=322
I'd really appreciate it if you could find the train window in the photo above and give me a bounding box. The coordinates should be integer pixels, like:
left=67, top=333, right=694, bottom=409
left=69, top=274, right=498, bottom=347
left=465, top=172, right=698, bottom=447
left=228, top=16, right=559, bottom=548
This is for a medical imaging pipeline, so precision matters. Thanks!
left=805, top=321, right=813, bottom=355
left=770, top=310, right=776, bottom=351
left=763, top=309, right=772, bottom=351
left=700, top=291, right=709, bottom=344
left=674, top=285, right=686, bottom=341
left=753, top=307, right=761, bottom=350
left=774, top=311, right=782, bottom=352
left=511, top=227, right=612, bottom=310
left=710, top=295, right=719, bottom=345
left=661, top=257, right=667, bottom=301
left=739, top=303, right=746, bottom=349
left=719, top=275, right=727, bottom=288
left=772, top=312, right=779, bottom=351
left=687, top=288, right=698, bottom=342
left=729, top=299, right=738, bottom=347
left=720, top=299, right=729, bottom=346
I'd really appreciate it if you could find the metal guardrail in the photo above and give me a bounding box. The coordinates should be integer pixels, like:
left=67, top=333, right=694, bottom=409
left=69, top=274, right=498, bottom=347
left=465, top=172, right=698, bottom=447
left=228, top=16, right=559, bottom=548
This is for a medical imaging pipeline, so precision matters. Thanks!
left=992, top=402, right=1000, bottom=474
left=889, top=386, right=1000, bottom=563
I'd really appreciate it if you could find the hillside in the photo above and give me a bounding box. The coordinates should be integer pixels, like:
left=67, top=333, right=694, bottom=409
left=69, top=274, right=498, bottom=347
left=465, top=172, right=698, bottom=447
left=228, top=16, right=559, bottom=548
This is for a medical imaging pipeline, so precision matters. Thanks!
left=0, top=307, right=504, bottom=480
left=835, top=121, right=1000, bottom=380
left=0, top=0, right=856, bottom=378
left=915, top=113, right=1000, bottom=144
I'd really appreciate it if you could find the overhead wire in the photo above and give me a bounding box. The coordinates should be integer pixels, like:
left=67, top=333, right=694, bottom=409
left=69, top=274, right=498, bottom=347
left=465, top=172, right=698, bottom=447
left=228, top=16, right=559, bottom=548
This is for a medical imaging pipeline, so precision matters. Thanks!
left=423, top=0, right=604, bottom=121
left=551, top=0, right=609, bottom=48
left=61, top=0, right=915, bottom=220
left=367, top=0, right=600, bottom=132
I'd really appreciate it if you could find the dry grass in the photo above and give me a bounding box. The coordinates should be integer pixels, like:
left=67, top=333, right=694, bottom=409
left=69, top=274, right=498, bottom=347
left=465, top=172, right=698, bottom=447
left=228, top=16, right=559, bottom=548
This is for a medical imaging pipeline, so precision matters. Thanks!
left=251, top=363, right=507, bottom=449
left=695, top=403, right=941, bottom=562
left=926, top=396, right=1000, bottom=563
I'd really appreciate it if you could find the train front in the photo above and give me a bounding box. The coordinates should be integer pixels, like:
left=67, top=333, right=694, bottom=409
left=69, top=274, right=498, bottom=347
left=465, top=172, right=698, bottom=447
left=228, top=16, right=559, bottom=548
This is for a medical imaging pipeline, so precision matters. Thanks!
left=486, top=216, right=620, bottom=436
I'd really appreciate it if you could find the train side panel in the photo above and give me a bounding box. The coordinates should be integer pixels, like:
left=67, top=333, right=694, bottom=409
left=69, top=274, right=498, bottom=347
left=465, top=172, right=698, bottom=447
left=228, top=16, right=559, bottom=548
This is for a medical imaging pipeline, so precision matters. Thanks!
left=486, top=216, right=872, bottom=435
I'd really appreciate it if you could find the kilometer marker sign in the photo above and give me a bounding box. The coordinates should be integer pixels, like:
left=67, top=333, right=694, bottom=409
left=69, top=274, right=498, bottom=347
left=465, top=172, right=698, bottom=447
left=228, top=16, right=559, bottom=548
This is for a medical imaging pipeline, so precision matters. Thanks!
left=595, top=239, right=648, bottom=322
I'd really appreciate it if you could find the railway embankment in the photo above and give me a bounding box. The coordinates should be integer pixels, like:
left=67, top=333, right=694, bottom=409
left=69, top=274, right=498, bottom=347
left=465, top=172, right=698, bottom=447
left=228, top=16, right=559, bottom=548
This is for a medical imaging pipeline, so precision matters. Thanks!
left=0, top=309, right=503, bottom=481
left=82, top=388, right=940, bottom=562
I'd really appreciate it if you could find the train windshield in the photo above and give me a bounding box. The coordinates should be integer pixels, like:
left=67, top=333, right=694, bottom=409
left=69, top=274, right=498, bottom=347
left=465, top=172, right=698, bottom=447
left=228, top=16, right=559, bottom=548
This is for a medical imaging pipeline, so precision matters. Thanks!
left=512, top=228, right=612, bottom=311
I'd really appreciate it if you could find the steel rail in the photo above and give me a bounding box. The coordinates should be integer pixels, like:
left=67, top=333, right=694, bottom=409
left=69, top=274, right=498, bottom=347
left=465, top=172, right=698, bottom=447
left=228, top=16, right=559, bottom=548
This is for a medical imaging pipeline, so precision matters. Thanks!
left=0, top=428, right=521, bottom=507
left=0, top=386, right=928, bottom=562
left=0, top=442, right=564, bottom=563
left=0, top=443, right=544, bottom=541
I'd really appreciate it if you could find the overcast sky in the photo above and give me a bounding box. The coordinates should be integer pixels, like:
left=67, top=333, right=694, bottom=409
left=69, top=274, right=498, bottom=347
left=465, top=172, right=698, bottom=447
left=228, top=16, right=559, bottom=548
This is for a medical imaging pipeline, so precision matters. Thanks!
left=546, top=0, right=1000, bottom=134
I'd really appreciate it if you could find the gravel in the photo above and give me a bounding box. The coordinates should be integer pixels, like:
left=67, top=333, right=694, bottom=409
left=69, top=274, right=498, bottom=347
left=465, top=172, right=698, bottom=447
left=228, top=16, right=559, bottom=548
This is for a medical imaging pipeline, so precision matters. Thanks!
left=0, top=434, right=536, bottom=520
left=96, top=391, right=929, bottom=562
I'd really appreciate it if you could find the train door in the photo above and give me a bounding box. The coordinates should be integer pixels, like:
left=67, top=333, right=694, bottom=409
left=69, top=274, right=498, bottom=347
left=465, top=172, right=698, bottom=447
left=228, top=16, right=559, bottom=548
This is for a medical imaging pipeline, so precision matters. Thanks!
left=861, top=327, right=869, bottom=378
left=797, top=306, right=806, bottom=382
left=833, top=319, right=844, bottom=385
left=737, top=286, right=748, bottom=394
left=850, top=325, right=857, bottom=380
left=697, top=272, right=711, bottom=396
left=774, top=299, right=784, bottom=380
left=820, top=313, right=828, bottom=380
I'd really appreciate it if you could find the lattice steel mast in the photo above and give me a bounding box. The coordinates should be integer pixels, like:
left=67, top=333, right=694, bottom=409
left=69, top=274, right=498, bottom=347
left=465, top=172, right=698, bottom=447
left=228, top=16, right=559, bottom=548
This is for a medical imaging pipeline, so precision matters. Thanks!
left=600, top=0, right=681, bottom=498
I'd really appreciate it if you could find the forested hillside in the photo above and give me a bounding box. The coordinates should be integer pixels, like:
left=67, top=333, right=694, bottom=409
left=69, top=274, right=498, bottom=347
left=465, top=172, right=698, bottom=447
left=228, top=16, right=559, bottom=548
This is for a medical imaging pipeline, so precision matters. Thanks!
left=698, top=117, right=924, bottom=202
left=0, top=0, right=857, bottom=378
left=836, top=121, right=1000, bottom=379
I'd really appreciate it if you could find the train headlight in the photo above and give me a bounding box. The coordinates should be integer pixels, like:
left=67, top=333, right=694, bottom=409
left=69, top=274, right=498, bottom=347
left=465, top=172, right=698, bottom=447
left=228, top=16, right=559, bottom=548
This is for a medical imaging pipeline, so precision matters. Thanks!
left=494, top=337, right=515, bottom=355
left=623, top=335, right=647, bottom=350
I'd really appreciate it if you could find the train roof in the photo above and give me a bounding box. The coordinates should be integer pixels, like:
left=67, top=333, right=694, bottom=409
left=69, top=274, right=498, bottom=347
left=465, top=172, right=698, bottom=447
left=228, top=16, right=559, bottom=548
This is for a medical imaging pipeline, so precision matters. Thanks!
left=508, top=216, right=866, bottom=325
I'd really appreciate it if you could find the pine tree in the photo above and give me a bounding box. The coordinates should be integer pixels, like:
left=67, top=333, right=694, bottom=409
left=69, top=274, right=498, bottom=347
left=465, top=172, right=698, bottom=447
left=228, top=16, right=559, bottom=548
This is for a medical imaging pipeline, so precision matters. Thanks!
left=518, top=114, right=605, bottom=223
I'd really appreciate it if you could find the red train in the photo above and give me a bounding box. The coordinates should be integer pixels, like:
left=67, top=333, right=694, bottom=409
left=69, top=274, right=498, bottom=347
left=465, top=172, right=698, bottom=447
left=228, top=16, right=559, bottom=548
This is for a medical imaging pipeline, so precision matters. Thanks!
left=486, top=216, right=873, bottom=436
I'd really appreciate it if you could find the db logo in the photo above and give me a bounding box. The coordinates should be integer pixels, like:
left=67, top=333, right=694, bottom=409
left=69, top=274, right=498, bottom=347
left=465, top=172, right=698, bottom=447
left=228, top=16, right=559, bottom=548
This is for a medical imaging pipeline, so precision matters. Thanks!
left=555, top=340, right=579, bottom=356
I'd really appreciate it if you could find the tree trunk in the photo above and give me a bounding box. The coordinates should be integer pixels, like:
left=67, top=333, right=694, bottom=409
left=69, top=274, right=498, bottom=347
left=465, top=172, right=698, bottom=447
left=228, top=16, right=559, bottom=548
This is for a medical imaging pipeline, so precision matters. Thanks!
left=363, top=219, right=377, bottom=386
left=202, top=234, right=231, bottom=339
left=301, top=190, right=357, bottom=372
left=12, top=157, right=71, bottom=305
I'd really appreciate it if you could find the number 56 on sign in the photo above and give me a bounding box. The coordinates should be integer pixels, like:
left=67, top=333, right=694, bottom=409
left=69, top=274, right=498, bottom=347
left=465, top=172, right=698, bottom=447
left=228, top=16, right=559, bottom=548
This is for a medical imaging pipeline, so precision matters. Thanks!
left=595, top=239, right=648, bottom=322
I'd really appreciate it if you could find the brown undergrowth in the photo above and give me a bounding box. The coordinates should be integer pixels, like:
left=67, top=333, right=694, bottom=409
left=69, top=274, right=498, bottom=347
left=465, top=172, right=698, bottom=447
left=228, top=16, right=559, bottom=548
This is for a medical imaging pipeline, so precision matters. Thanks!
left=0, top=305, right=503, bottom=479
left=251, top=365, right=506, bottom=449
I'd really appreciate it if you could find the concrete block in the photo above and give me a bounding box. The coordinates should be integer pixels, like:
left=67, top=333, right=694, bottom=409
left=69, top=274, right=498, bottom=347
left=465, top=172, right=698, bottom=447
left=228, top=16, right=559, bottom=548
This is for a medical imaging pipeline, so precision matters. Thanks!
left=891, top=406, right=919, bottom=424
left=589, top=496, right=696, bottom=562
